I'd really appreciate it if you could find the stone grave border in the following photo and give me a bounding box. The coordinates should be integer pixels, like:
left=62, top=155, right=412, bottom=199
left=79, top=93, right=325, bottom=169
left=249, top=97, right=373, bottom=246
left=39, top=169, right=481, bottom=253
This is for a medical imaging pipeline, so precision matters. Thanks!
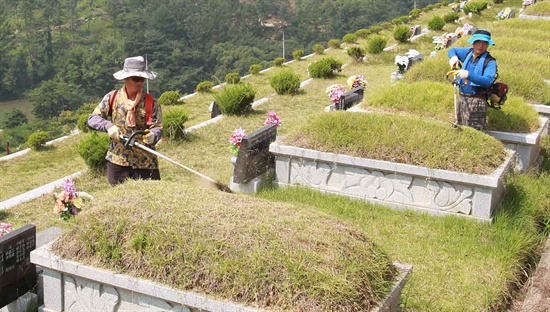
left=269, top=141, right=515, bottom=222
left=31, top=239, right=411, bottom=312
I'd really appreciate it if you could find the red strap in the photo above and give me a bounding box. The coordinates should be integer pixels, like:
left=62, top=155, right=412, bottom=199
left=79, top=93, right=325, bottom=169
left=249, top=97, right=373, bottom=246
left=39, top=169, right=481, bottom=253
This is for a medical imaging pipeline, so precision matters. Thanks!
left=109, top=90, right=153, bottom=126
left=145, top=93, right=154, bottom=126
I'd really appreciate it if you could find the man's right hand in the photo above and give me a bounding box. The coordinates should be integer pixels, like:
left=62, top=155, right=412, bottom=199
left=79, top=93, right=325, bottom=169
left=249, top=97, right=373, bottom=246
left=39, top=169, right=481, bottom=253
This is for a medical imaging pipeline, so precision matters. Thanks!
left=449, top=56, right=459, bottom=68
left=107, top=125, right=120, bottom=141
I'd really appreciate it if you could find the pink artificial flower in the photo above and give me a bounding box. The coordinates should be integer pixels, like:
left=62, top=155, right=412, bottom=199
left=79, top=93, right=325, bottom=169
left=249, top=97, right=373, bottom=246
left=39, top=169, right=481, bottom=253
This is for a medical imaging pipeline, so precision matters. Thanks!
left=264, top=111, right=282, bottom=128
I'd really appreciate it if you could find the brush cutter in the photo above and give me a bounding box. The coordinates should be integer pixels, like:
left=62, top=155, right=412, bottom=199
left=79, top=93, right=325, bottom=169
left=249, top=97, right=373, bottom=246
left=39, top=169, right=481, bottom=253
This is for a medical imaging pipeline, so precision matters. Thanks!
left=445, top=67, right=467, bottom=130
left=120, top=130, right=232, bottom=193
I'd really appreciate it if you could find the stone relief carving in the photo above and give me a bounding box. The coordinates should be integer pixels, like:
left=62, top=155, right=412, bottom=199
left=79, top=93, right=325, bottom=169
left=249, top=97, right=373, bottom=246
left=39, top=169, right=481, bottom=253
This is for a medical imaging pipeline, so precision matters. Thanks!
left=288, top=159, right=473, bottom=215
left=64, top=275, right=120, bottom=312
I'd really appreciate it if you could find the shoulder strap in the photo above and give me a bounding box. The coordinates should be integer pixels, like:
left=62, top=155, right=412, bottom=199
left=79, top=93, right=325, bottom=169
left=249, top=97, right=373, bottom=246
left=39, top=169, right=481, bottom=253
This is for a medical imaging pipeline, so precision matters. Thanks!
left=467, top=49, right=497, bottom=78
left=145, top=93, right=154, bottom=126
left=108, top=89, right=119, bottom=118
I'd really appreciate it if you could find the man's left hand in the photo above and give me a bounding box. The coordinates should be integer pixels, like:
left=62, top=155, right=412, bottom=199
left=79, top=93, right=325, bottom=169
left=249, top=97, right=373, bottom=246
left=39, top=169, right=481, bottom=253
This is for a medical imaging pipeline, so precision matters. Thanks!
left=457, top=69, right=469, bottom=79
left=143, top=131, right=155, bottom=145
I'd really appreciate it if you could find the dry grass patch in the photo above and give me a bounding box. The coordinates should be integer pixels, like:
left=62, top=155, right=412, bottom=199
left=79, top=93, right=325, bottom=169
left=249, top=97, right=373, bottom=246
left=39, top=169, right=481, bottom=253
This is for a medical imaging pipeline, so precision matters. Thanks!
left=282, top=111, right=507, bottom=175
left=52, top=180, right=398, bottom=311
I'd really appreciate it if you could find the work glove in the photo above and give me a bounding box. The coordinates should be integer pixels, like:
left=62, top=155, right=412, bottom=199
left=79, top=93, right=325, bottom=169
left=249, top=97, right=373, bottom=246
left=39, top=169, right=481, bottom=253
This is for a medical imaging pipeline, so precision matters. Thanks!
left=143, top=131, right=155, bottom=145
left=456, top=69, right=469, bottom=79
left=107, top=125, right=120, bottom=141
left=449, top=56, right=459, bottom=68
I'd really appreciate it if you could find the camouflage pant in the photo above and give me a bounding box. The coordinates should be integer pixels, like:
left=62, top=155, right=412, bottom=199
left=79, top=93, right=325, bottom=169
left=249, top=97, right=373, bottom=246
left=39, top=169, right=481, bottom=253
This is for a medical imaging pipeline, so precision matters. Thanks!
left=458, top=95, right=487, bottom=131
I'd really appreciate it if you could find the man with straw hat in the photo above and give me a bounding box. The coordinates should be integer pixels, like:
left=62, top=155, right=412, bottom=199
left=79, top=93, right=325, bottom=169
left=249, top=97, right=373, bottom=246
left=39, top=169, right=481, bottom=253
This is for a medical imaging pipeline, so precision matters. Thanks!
left=448, top=29, right=497, bottom=131
left=88, top=56, right=163, bottom=186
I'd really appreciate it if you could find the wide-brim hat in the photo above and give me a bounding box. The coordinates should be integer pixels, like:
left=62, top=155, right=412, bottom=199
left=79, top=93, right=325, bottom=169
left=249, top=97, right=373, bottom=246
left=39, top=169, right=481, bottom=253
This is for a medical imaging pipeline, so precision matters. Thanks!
left=113, top=56, right=157, bottom=80
left=467, top=29, right=495, bottom=45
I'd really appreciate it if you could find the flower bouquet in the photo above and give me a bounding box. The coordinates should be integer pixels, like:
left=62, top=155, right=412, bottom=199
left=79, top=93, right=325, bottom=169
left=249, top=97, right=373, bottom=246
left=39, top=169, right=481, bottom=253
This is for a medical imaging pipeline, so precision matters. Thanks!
left=264, top=111, right=282, bottom=128
left=0, top=222, right=13, bottom=238
left=347, top=74, right=368, bottom=90
left=229, top=127, right=246, bottom=156
left=325, top=84, right=347, bottom=105
left=52, top=179, right=81, bottom=220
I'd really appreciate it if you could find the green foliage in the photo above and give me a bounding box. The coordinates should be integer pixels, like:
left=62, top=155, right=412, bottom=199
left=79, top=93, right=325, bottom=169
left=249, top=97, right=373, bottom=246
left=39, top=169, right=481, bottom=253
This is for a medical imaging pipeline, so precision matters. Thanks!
left=308, top=57, right=343, bottom=78
left=249, top=64, right=263, bottom=75
left=346, top=46, right=366, bottom=63
left=158, top=91, right=183, bottom=106
left=26, top=132, right=49, bottom=150
left=343, top=33, right=358, bottom=44
left=369, top=25, right=383, bottom=34
left=213, top=83, right=256, bottom=116
left=493, top=0, right=503, bottom=3
left=273, top=57, right=286, bottom=67
left=1, top=109, right=28, bottom=129
left=225, top=72, right=241, bottom=84
left=394, top=25, right=411, bottom=43
left=327, top=40, right=340, bottom=49
left=463, top=1, right=488, bottom=14
left=392, top=16, right=411, bottom=25
left=77, top=115, right=90, bottom=133
left=380, top=22, right=393, bottom=30
left=292, top=49, right=305, bottom=61
left=196, top=81, right=214, bottom=93
left=355, top=29, right=371, bottom=39
left=409, top=8, right=422, bottom=18
left=313, top=43, right=325, bottom=54
left=366, top=36, right=387, bottom=54
left=26, top=80, right=86, bottom=120
left=163, top=108, right=189, bottom=140
left=428, top=15, right=445, bottom=30
left=77, top=132, right=109, bottom=173
left=444, top=12, right=460, bottom=23
left=269, top=70, right=301, bottom=95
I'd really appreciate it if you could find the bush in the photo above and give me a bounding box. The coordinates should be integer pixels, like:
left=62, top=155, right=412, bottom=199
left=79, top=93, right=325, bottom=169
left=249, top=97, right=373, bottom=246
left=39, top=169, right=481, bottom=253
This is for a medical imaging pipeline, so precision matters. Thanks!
left=292, top=49, right=305, bottom=61
left=225, top=72, right=241, bottom=84
left=493, top=0, right=503, bottom=3
left=327, top=40, right=340, bottom=49
left=346, top=46, right=366, bottom=63
left=343, top=33, right=358, bottom=44
left=444, top=12, right=460, bottom=23
left=409, top=8, right=422, bottom=18
left=366, top=36, right=387, bottom=54
left=77, top=114, right=89, bottom=133
left=196, top=80, right=214, bottom=93
left=249, top=64, right=263, bottom=75
left=273, top=57, right=285, bottom=67
left=269, top=70, right=301, bottom=95
left=163, top=108, right=189, bottom=140
left=428, top=15, right=445, bottom=30
left=463, top=1, right=487, bottom=14
left=355, top=29, right=371, bottom=39
left=77, top=132, right=109, bottom=173
left=313, top=43, right=325, bottom=54
left=158, top=91, right=182, bottom=106
left=26, top=131, right=49, bottom=150
left=380, top=22, right=393, bottom=30
left=308, top=57, right=343, bottom=78
left=369, top=25, right=383, bottom=34
left=213, top=83, right=256, bottom=116
left=394, top=25, right=411, bottom=43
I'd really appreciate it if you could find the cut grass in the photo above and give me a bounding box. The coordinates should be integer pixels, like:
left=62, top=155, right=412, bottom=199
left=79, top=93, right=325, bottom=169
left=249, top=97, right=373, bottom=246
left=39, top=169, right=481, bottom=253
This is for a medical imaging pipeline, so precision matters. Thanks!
left=281, top=111, right=508, bottom=175
left=52, top=180, right=398, bottom=311
left=524, top=1, right=550, bottom=16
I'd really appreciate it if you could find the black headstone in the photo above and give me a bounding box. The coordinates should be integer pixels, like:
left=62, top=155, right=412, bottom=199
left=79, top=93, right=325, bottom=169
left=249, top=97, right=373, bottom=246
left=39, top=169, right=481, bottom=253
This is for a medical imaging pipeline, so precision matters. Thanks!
left=210, top=101, right=222, bottom=118
left=337, top=86, right=364, bottom=110
left=0, top=224, right=37, bottom=308
left=233, top=123, right=277, bottom=184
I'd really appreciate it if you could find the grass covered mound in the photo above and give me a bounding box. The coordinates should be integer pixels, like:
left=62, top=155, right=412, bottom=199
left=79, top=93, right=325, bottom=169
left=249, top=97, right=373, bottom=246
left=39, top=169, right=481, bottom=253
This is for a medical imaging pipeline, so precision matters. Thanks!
left=524, top=1, right=550, bottom=16
left=282, top=111, right=508, bottom=175
left=362, top=81, right=541, bottom=133
left=51, top=180, right=398, bottom=311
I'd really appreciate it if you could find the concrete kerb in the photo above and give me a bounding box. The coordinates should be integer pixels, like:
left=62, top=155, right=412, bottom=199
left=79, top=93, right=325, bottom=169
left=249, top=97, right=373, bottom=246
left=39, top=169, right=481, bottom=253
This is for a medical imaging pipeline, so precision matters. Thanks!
left=0, top=170, right=87, bottom=211
left=0, top=130, right=79, bottom=162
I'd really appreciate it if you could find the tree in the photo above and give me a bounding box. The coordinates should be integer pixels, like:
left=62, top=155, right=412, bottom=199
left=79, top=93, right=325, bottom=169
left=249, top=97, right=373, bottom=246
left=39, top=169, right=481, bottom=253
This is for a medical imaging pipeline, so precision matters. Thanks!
left=27, top=80, right=86, bottom=119
left=1, top=109, right=28, bottom=129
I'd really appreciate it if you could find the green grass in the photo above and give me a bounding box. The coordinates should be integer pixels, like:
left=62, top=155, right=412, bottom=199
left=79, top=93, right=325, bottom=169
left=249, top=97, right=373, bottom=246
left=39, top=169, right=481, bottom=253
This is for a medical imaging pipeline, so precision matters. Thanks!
left=524, top=1, right=550, bottom=15
left=0, top=99, right=35, bottom=125
left=2, top=1, right=550, bottom=311
left=52, top=180, right=398, bottom=311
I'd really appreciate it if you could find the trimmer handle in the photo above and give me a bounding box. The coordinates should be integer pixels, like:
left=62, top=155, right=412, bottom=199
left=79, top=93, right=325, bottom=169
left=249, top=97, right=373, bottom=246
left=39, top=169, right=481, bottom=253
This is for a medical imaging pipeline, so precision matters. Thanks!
left=120, top=130, right=147, bottom=148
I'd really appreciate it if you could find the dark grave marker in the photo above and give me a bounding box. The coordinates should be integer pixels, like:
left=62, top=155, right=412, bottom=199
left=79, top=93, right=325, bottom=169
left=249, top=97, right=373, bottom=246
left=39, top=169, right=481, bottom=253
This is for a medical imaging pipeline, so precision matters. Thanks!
left=337, top=86, right=364, bottom=110
left=233, top=123, right=277, bottom=184
left=0, top=224, right=37, bottom=308
left=210, top=101, right=222, bottom=118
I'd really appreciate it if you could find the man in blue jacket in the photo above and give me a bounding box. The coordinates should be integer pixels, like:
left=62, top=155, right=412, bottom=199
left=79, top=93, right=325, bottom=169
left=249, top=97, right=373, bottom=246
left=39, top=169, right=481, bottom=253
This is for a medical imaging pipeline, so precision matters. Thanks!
left=448, top=29, right=497, bottom=131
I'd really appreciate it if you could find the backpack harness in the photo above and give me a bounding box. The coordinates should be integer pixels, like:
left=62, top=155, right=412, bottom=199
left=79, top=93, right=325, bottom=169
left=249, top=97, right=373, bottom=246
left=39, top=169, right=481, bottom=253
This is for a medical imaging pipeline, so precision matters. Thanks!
left=466, top=49, right=508, bottom=110
left=108, top=89, right=154, bottom=125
